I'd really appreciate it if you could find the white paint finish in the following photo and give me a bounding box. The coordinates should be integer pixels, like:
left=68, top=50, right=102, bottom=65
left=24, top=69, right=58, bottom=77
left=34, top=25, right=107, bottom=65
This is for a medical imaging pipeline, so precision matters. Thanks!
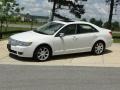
left=8, top=21, right=113, bottom=58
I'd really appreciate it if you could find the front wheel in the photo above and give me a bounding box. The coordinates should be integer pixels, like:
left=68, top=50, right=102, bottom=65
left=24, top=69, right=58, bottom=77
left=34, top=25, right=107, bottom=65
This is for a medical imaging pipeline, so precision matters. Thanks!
left=92, top=41, right=105, bottom=55
left=34, top=46, right=51, bottom=61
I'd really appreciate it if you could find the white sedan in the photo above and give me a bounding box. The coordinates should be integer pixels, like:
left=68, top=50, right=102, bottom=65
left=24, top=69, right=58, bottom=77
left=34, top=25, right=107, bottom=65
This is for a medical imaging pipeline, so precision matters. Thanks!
left=7, top=21, right=113, bottom=61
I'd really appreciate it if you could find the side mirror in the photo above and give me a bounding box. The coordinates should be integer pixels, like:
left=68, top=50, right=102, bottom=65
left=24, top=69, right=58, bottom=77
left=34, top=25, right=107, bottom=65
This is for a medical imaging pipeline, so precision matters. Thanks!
left=59, top=33, right=64, bottom=37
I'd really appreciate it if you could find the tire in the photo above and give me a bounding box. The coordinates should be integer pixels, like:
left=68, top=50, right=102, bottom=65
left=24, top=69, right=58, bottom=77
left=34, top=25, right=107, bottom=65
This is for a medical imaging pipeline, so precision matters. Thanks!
left=33, top=46, right=51, bottom=61
left=92, top=41, right=105, bottom=55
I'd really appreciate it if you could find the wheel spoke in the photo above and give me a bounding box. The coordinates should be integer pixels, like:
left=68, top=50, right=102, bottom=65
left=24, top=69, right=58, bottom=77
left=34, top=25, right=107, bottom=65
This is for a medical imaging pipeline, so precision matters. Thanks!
left=39, top=48, right=42, bottom=52
left=44, top=48, right=47, bottom=51
left=45, top=54, right=49, bottom=56
left=43, top=56, right=46, bottom=60
left=38, top=55, right=42, bottom=59
left=40, top=56, right=43, bottom=60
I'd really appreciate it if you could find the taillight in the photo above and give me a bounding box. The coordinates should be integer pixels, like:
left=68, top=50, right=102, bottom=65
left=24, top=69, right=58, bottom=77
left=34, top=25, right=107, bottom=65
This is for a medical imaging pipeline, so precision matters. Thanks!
left=109, top=31, right=112, bottom=36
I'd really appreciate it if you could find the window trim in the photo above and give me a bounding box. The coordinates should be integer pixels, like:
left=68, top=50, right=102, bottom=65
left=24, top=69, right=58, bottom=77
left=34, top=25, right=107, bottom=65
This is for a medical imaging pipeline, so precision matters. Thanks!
left=76, top=24, right=99, bottom=34
left=54, top=23, right=99, bottom=37
left=55, top=24, right=77, bottom=37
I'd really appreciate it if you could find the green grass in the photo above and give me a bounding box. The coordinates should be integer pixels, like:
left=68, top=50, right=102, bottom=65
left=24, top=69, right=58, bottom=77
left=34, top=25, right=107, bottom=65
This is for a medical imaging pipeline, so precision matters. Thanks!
left=1, top=27, right=30, bottom=39
left=9, top=22, right=46, bottom=26
left=2, top=27, right=30, bottom=32
left=112, top=33, right=120, bottom=43
left=114, top=39, right=120, bottom=43
left=113, top=33, right=120, bottom=37
left=113, top=33, right=120, bottom=43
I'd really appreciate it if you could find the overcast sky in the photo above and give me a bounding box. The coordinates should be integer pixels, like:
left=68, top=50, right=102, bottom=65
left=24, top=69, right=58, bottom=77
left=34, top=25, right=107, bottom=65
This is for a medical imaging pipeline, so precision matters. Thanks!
left=17, top=0, right=120, bottom=22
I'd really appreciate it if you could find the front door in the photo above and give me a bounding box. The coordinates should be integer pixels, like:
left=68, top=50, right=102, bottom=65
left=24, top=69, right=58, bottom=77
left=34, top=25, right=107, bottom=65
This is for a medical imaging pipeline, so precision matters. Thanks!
left=53, top=24, right=77, bottom=55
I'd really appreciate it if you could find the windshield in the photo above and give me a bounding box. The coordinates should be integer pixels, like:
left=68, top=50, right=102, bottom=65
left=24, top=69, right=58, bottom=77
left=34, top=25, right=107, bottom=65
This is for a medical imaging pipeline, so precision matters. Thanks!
left=34, top=22, right=64, bottom=35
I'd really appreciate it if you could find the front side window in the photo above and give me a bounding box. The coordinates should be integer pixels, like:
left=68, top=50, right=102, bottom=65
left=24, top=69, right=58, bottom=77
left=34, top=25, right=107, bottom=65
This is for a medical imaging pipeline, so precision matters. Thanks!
left=77, top=24, right=98, bottom=34
left=58, top=24, right=77, bottom=36
left=34, top=22, right=64, bottom=35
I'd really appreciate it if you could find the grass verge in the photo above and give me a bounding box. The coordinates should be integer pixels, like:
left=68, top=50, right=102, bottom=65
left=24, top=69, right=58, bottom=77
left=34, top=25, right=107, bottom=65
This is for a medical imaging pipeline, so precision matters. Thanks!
left=113, top=33, right=120, bottom=43
left=1, top=27, right=30, bottom=39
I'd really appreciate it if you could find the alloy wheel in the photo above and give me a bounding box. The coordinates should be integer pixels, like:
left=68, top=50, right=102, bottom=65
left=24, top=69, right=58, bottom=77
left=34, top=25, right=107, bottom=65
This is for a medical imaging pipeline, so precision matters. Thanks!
left=36, top=47, right=50, bottom=61
left=93, top=42, right=105, bottom=55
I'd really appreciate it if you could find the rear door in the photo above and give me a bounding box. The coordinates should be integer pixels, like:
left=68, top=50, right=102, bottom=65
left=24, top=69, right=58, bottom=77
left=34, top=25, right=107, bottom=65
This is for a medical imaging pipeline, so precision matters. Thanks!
left=74, top=24, right=99, bottom=52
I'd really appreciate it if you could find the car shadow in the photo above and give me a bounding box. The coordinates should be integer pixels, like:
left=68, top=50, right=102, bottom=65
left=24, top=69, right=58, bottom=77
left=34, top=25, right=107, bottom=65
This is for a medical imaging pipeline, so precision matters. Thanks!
left=103, top=49, right=112, bottom=55
left=50, top=49, right=112, bottom=61
left=9, top=49, right=112, bottom=62
left=9, top=54, right=36, bottom=62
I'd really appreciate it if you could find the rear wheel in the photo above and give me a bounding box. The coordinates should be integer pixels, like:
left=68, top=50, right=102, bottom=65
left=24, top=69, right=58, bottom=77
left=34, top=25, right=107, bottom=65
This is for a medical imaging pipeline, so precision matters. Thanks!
left=92, top=41, right=105, bottom=55
left=34, top=46, right=51, bottom=61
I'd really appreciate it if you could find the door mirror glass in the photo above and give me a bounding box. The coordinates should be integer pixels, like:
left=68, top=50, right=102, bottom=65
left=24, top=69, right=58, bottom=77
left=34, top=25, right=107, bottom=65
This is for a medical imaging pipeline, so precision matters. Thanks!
left=59, top=33, right=64, bottom=37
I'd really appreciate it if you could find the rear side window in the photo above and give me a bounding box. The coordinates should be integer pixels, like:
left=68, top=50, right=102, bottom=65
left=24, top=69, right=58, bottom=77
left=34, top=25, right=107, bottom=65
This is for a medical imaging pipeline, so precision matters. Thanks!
left=77, top=24, right=98, bottom=34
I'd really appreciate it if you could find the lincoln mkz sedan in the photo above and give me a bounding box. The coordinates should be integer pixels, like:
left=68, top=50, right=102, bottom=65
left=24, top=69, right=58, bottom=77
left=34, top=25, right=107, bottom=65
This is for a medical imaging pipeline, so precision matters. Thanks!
left=7, top=21, right=113, bottom=61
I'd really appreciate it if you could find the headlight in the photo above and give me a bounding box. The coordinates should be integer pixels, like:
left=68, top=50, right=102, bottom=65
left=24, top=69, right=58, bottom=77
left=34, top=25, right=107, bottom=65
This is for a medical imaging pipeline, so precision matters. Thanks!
left=18, top=41, right=32, bottom=46
left=9, top=38, right=32, bottom=46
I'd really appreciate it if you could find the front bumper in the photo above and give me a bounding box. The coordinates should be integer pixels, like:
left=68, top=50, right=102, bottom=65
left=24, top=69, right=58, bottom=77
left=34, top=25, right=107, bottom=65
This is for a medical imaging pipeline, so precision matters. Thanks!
left=7, top=44, right=34, bottom=58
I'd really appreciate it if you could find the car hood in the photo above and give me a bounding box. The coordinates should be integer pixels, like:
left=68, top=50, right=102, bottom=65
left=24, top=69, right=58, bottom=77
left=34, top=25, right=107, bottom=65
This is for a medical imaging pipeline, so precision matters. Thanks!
left=10, top=31, right=49, bottom=42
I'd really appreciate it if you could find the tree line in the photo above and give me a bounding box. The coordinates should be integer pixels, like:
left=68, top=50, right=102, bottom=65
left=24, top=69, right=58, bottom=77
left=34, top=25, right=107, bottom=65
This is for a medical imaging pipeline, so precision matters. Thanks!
left=0, top=0, right=120, bottom=39
left=82, top=18, right=120, bottom=31
left=49, top=0, right=120, bottom=28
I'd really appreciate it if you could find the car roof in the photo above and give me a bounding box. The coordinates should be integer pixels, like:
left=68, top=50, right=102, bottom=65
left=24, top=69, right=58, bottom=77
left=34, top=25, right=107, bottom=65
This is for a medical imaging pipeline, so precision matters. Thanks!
left=53, top=20, right=93, bottom=25
left=53, top=20, right=100, bottom=30
left=53, top=21, right=68, bottom=25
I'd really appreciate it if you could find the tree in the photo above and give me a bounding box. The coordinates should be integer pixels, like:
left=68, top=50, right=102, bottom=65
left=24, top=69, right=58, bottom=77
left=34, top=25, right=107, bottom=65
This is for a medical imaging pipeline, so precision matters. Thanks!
left=81, top=18, right=87, bottom=21
left=103, top=21, right=120, bottom=31
left=95, top=19, right=103, bottom=27
left=48, top=0, right=87, bottom=21
left=89, top=18, right=96, bottom=24
left=106, top=0, right=120, bottom=29
left=0, top=0, right=24, bottom=39
left=112, top=21, right=120, bottom=31
left=103, top=21, right=109, bottom=28
left=89, top=18, right=103, bottom=27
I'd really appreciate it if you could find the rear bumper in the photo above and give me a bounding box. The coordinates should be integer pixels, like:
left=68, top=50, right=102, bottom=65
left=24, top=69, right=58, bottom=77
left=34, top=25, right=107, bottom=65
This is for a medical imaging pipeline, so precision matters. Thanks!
left=106, top=39, right=113, bottom=48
